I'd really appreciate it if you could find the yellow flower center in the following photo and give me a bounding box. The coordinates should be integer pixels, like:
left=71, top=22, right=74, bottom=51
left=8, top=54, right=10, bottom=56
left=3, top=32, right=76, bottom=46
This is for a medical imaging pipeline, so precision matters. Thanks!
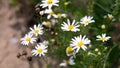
left=66, top=46, right=73, bottom=54
left=101, top=37, right=106, bottom=41
left=47, top=0, right=52, bottom=4
left=37, top=48, right=43, bottom=53
left=57, top=13, right=61, bottom=18
left=26, top=37, right=31, bottom=42
left=34, top=29, right=39, bottom=34
left=45, top=21, right=51, bottom=26
left=66, top=60, right=69, bottom=65
left=77, top=41, right=84, bottom=47
left=50, top=11, right=54, bottom=15
left=68, top=25, right=73, bottom=30
left=85, top=19, right=89, bottom=25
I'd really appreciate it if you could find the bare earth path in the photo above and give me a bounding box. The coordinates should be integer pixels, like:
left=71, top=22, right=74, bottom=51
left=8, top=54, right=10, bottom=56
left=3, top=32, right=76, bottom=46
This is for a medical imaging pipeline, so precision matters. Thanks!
left=0, top=0, right=59, bottom=68
left=0, top=0, right=30, bottom=68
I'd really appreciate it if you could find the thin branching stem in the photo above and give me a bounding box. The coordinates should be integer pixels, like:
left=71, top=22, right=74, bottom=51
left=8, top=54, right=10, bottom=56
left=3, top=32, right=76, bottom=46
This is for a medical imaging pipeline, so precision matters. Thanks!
left=103, top=44, right=117, bottom=68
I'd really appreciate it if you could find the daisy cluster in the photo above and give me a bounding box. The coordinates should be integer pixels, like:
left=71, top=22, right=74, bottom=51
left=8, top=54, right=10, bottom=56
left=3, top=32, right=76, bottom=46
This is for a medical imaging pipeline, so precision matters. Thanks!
left=39, top=0, right=67, bottom=20
left=20, top=0, right=112, bottom=67
left=21, top=24, right=49, bottom=57
left=60, top=17, right=111, bottom=67
left=21, top=0, right=66, bottom=57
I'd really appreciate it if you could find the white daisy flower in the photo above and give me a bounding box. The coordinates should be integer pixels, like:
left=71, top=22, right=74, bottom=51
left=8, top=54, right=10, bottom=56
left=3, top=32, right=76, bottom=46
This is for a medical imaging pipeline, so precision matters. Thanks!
left=32, top=43, right=48, bottom=56
left=61, top=19, right=80, bottom=32
left=66, top=46, right=76, bottom=57
left=30, top=24, right=43, bottom=36
left=55, top=13, right=67, bottom=18
left=70, top=35, right=91, bottom=52
left=88, top=52, right=95, bottom=56
left=101, top=24, right=106, bottom=29
left=98, top=52, right=101, bottom=55
left=95, top=48, right=99, bottom=52
left=96, top=33, right=111, bottom=42
left=39, top=11, right=45, bottom=16
left=42, top=21, right=51, bottom=27
left=103, top=15, right=107, bottom=19
left=40, top=0, right=59, bottom=9
left=40, top=40, right=49, bottom=46
left=80, top=16, right=95, bottom=26
left=51, top=19, right=58, bottom=26
left=107, top=14, right=113, bottom=20
left=21, top=33, right=36, bottom=46
left=59, top=57, right=75, bottom=67
left=45, top=9, right=57, bottom=19
left=64, top=1, right=71, bottom=6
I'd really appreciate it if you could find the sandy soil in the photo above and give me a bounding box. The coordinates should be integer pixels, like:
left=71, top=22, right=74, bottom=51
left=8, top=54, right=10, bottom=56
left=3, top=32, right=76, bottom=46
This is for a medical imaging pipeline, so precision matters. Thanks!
left=0, top=0, right=30, bottom=68
left=0, top=0, right=59, bottom=68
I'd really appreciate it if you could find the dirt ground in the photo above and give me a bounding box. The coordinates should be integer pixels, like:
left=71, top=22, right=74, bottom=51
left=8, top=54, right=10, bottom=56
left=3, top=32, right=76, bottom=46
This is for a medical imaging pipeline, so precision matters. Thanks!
left=0, top=0, right=59, bottom=68
left=0, top=0, right=30, bottom=68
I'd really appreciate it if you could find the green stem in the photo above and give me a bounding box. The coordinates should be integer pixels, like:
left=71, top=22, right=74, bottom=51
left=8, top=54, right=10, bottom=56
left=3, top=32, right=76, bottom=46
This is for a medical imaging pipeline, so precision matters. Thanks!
left=95, top=2, right=111, bottom=13
left=87, top=0, right=95, bottom=15
left=40, top=15, right=42, bottom=23
left=103, top=44, right=117, bottom=68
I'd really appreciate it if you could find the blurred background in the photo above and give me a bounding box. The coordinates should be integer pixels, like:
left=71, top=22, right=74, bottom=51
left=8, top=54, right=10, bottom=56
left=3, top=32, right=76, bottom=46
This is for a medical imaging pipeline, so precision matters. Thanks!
left=0, top=0, right=120, bottom=68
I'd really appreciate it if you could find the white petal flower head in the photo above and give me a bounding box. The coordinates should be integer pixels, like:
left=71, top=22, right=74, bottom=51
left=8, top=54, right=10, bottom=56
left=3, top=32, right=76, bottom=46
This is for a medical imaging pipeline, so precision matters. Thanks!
left=39, top=11, right=45, bottom=16
left=21, top=33, right=36, bottom=46
left=40, top=40, right=49, bottom=46
left=101, top=24, right=106, bottom=29
left=51, top=19, right=58, bottom=26
left=40, top=0, right=59, bottom=9
left=32, top=44, right=48, bottom=56
left=43, top=40, right=49, bottom=45
left=88, top=52, right=96, bottom=56
left=59, top=57, right=75, bottom=67
left=96, top=33, right=111, bottom=42
left=80, top=16, right=95, bottom=26
left=45, top=9, right=57, bottom=19
left=66, top=46, right=76, bottom=57
left=56, top=13, right=67, bottom=18
left=70, top=35, right=91, bottom=53
left=30, top=24, right=43, bottom=36
left=42, top=21, right=51, bottom=27
left=108, top=14, right=113, bottom=20
left=61, top=19, right=80, bottom=32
